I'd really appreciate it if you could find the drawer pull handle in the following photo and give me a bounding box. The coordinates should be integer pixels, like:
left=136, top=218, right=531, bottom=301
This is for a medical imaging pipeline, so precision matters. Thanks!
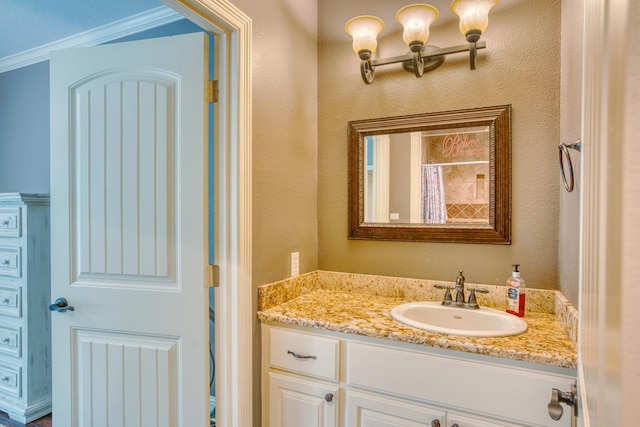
left=1, top=259, right=9, bottom=266
left=1, top=337, right=9, bottom=344
left=287, top=350, right=316, bottom=360
left=1, top=376, right=9, bottom=383
left=324, top=393, right=333, bottom=403
left=1, top=219, right=9, bottom=226
left=1, top=298, right=10, bottom=304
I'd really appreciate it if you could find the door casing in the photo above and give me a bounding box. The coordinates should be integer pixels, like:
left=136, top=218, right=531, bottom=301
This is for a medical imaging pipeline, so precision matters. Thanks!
left=160, top=1, right=253, bottom=426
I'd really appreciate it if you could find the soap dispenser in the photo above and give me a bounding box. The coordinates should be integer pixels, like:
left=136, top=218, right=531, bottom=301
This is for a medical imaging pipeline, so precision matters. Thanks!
left=506, top=264, right=526, bottom=317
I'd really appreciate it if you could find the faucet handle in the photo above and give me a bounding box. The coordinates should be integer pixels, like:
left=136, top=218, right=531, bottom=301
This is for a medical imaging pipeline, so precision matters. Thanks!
left=434, top=284, right=453, bottom=304
left=443, top=288, right=452, bottom=303
left=466, top=287, right=489, bottom=309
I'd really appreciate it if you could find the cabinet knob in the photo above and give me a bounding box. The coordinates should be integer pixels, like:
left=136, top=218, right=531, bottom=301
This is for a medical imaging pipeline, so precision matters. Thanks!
left=1, top=259, right=9, bottom=266
left=324, top=393, right=333, bottom=403
left=1, top=219, right=9, bottom=226
left=1, top=376, right=9, bottom=383
left=1, top=297, right=10, bottom=304
left=451, top=424, right=459, bottom=427
left=1, top=337, right=9, bottom=344
left=431, top=420, right=441, bottom=427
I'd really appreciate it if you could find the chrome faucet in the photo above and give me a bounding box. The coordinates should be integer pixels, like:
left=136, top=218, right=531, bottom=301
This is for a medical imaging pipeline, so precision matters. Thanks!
left=434, top=270, right=489, bottom=309
left=454, top=270, right=465, bottom=303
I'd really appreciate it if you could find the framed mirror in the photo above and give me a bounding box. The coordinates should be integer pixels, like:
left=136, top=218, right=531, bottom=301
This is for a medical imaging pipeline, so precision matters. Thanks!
left=348, top=105, right=511, bottom=244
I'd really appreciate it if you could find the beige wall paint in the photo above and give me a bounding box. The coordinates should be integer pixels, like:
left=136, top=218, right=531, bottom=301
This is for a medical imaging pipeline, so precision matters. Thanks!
left=229, top=1, right=318, bottom=424
left=559, top=0, right=582, bottom=306
left=621, top=1, right=640, bottom=419
left=318, top=0, right=562, bottom=288
left=233, top=0, right=319, bottom=286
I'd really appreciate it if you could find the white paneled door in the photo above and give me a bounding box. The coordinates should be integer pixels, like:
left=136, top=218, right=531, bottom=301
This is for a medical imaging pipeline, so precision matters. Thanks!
left=50, top=33, right=210, bottom=426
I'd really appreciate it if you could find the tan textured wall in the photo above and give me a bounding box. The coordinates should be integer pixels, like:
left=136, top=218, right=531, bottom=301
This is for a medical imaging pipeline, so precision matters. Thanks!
left=234, top=0, right=319, bottom=285
left=229, top=1, right=318, bottom=425
left=318, top=0, right=562, bottom=288
left=559, top=0, right=583, bottom=306
left=622, top=1, right=640, bottom=419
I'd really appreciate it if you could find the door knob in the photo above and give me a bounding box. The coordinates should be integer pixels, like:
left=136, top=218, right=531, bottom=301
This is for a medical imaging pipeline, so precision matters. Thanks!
left=49, top=298, right=75, bottom=313
left=548, top=382, right=578, bottom=420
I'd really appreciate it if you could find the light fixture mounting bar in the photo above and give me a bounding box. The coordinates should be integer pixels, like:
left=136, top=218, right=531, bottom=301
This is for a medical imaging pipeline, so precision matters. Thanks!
left=371, top=41, right=486, bottom=67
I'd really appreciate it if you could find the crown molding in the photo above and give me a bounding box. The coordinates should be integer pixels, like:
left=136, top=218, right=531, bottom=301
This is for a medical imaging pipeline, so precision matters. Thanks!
left=0, top=6, right=182, bottom=74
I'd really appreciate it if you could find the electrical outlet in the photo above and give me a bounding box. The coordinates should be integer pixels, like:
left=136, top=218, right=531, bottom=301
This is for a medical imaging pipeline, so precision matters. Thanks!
left=290, top=252, right=299, bottom=277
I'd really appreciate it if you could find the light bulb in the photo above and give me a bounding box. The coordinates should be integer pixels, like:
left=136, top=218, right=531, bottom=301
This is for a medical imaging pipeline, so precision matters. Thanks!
left=451, top=0, right=498, bottom=42
left=345, top=15, right=385, bottom=59
left=395, top=4, right=439, bottom=51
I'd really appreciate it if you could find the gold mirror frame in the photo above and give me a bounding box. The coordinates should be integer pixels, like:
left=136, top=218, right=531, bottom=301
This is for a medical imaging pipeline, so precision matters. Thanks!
left=348, top=105, right=511, bottom=244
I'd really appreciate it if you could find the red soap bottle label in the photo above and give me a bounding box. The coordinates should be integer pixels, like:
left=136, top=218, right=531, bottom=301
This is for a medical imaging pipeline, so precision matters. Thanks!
left=507, top=291, right=525, bottom=317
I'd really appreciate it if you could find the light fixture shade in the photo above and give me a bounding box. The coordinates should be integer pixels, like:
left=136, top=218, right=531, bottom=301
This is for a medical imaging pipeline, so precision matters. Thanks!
left=450, top=0, right=498, bottom=36
left=345, top=15, right=385, bottom=56
left=395, top=4, right=439, bottom=48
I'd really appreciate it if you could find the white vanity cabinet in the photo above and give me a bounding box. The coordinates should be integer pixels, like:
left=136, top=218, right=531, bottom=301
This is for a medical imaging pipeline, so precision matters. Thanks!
left=262, top=323, right=576, bottom=427
left=264, top=326, right=340, bottom=427
left=345, top=389, right=446, bottom=426
left=269, top=372, right=339, bottom=427
left=0, top=194, right=51, bottom=423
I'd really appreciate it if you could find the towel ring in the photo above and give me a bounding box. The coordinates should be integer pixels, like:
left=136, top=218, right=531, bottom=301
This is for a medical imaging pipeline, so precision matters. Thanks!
left=558, top=139, right=581, bottom=192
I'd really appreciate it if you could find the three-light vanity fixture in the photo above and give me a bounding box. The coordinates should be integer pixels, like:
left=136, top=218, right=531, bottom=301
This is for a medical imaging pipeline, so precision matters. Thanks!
left=344, top=0, right=498, bottom=84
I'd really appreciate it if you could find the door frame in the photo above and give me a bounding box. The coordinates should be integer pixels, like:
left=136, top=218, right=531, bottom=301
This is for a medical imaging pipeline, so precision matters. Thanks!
left=161, top=1, right=252, bottom=426
left=579, top=0, right=639, bottom=425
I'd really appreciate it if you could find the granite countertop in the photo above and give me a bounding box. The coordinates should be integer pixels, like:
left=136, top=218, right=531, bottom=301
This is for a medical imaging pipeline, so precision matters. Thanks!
left=257, top=271, right=578, bottom=370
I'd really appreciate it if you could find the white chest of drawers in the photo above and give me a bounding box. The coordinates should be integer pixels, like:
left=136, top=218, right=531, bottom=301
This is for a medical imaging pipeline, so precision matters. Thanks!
left=0, top=193, right=51, bottom=423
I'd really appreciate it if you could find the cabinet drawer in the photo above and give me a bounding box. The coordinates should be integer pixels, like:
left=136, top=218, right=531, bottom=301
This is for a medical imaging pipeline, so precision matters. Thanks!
left=0, top=285, right=21, bottom=318
left=0, top=363, right=21, bottom=398
left=0, top=324, right=21, bottom=357
left=268, top=327, right=340, bottom=381
left=0, top=246, right=21, bottom=278
left=0, top=208, right=21, bottom=238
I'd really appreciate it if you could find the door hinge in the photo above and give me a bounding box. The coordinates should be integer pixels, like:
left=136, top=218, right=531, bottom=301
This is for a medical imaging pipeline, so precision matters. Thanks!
left=208, top=264, right=220, bottom=288
left=206, top=80, right=218, bottom=103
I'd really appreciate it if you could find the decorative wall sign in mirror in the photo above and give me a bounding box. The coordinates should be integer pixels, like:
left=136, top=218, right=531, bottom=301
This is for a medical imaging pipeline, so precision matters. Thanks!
left=348, top=105, right=511, bottom=244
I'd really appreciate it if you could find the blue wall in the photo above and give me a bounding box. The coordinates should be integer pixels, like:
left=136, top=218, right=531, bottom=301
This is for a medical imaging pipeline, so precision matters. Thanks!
left=0, top=61, right=50, bottom=193
left=0, top=18, right=202, bottom=193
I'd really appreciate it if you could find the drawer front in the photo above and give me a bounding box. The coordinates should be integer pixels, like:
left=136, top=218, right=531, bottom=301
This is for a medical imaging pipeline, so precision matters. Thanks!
left=0, top=247, right=21, bottom=278
left=0, top=324, right=21, bottom=357
left=0, top=285, right=21, bottom=318
left=0, top=208, right=21, bottom=238
left=268, top=327, right=340, bottom=381
left=0, top=363, right=21, bottom=398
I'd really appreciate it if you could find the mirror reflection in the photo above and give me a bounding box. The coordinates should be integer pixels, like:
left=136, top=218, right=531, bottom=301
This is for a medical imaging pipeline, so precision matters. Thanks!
left=349, top=105, right=511, bottom=244
left=364, top=125, right=491, bottom=225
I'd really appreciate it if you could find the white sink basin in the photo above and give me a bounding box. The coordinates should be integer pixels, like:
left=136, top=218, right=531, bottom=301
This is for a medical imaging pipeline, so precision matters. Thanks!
left=390, top=301, right=528, bottom=337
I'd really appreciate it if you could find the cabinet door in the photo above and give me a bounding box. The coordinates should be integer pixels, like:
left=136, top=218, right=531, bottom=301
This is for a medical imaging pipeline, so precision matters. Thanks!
left=447, top=412, right=524, bottom=427
left=346, top=390, right=445, bottom=427
left=268, top=372, right=338, bottom=427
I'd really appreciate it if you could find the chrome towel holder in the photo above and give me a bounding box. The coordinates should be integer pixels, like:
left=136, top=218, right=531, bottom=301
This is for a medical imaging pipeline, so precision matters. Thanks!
left=558, top=139, right=581, bottom=192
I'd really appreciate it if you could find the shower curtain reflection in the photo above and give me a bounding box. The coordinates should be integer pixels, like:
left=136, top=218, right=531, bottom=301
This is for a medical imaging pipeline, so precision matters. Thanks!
left=421, top=165, right=447, bottom=224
